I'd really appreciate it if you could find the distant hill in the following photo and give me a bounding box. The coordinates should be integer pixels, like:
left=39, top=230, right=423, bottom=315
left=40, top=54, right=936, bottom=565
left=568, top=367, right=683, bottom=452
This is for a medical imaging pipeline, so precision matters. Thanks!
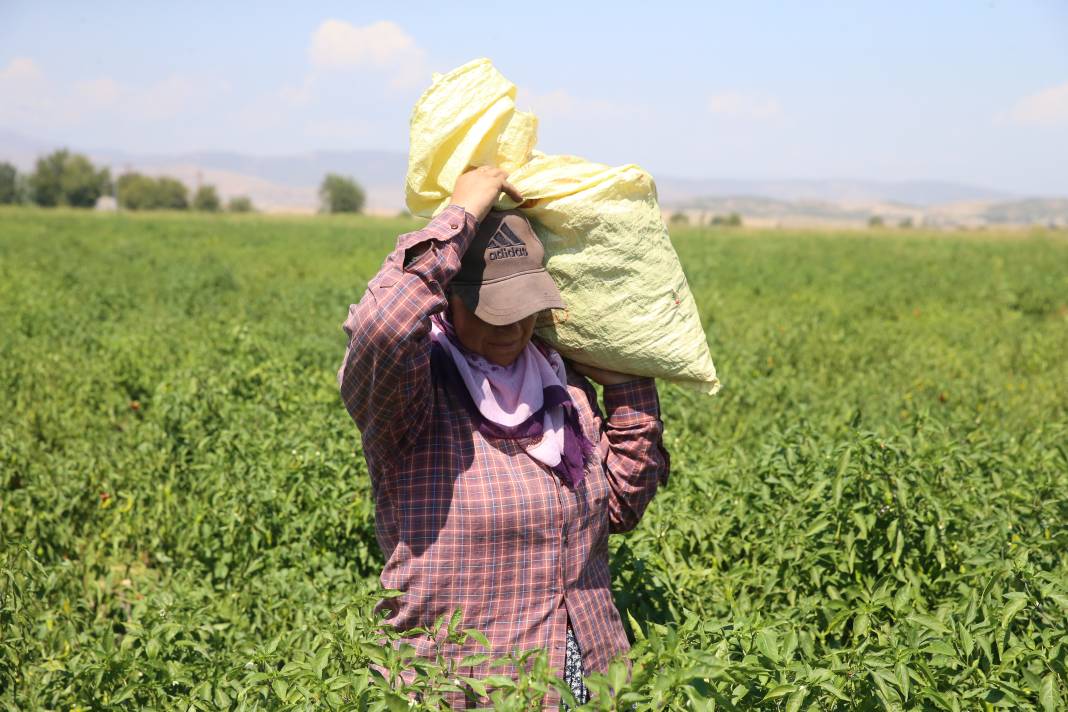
left=655, top=177, right=1012, bottom=207
left=980, top=198, right=1068, bottom=225
left=2, top=129, right=1064, bottom=225
left=669, top=195, right=924, bottom=228
left=85, top=146, right=408, bottom=214
left=669, top=195, right=1068, bottom=229
left=96, top=148, right=407, bottom=192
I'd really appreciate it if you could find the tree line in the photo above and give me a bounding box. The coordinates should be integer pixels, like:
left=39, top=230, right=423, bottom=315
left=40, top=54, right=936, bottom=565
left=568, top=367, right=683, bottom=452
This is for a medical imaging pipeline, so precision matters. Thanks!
left=0, top=149, right=254, bottom=212
left=669, top=211, right=743, bottom=227
left=1, top=148, right=370, bottom=214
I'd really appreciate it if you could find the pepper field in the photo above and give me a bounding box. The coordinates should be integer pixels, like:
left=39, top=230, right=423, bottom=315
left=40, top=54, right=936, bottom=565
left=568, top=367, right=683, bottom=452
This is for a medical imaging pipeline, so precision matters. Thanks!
left=2, top=207, right=1067, bottom=710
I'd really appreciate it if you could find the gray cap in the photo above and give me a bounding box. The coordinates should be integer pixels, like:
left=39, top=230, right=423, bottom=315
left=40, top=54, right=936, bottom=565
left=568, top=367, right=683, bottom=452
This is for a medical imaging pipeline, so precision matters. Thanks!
left=450, top=210, right=565, bottom=325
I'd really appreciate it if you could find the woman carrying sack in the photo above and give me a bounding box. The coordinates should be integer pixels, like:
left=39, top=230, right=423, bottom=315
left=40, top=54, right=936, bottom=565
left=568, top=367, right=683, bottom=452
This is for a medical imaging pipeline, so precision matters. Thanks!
left=338, top=166, right=670, bottom=709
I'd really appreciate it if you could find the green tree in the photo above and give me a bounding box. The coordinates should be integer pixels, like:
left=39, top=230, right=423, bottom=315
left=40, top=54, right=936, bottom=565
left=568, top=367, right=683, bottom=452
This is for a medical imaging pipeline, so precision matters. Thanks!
left=29, top=149, right=112, bottom=208
left=227, top=195, right=254, bottom=213
left=153, top=177, right=189, bottom=210
left=868, top=215, right=884, bottom=228
left=669, top=212, right=690, bottom=226
left=319, top=173, right=365, bottom=214
left=710, top=213, right=743, bottom=227
left=116, top=173, right=157, bottom=210
left=193, top=185, right=221, bottom=212
left=116, top=173, right=190, bottom=210
left=0, top=162, right=18, bottom=204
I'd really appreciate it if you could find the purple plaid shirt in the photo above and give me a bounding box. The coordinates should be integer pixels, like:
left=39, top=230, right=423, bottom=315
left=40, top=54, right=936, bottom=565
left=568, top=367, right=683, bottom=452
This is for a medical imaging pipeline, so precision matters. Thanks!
left=338, top=206, right=669, bottom=706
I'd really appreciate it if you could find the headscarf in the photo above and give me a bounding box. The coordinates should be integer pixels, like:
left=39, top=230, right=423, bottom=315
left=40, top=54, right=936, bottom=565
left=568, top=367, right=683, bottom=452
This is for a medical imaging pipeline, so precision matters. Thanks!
left=429, top=313, right=592, bottom=486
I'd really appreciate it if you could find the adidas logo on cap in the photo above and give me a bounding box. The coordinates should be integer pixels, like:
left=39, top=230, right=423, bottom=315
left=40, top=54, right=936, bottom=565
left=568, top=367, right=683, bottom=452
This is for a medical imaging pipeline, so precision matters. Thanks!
left=486, top=222, right=529, bottom=260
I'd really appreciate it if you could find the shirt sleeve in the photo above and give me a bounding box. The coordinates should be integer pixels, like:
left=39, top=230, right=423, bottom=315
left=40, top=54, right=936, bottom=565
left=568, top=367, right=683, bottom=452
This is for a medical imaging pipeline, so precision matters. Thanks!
left=598, top=378, right=670, bottom=533
left=337, top=205, right=478, bottom=470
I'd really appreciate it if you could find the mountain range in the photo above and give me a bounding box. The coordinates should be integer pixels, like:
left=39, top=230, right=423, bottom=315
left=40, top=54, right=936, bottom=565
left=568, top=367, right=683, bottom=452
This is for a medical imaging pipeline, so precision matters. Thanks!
left=3, top=129, right=1065, bottom=227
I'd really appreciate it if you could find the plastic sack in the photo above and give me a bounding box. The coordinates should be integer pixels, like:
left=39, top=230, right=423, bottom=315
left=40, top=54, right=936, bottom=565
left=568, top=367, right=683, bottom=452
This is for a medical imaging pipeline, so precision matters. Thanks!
left=406, top=59, right=720, bottom=395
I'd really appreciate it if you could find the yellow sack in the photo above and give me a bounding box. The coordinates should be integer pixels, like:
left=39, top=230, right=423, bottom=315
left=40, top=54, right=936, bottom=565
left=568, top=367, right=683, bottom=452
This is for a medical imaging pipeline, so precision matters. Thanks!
left=406, top=59, right=720, bottom=395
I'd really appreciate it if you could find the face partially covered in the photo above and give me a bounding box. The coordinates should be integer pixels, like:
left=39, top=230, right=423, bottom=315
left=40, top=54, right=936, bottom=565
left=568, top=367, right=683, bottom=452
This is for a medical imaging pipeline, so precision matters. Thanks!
left=449, top=294, right=537, bottom=367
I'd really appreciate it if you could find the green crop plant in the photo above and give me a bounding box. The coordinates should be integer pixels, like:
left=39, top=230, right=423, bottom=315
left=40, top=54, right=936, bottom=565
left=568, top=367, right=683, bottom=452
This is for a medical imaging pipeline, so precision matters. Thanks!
left=1, top=207, right=1066, bottom=710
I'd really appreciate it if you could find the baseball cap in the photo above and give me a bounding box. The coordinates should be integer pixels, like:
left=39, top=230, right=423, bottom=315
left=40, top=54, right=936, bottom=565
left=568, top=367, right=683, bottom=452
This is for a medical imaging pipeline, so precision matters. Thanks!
left=450, top=210, right=566, bottom=325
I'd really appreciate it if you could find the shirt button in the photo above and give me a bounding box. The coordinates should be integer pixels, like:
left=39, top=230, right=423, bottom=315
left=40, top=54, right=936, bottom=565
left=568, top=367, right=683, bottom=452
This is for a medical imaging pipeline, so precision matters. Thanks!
left=450, top=223, right=459, bottom=229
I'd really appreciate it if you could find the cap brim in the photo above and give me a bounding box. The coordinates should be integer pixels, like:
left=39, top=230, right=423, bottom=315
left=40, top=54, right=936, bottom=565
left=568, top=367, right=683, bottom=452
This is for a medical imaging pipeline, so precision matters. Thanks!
left=453, top=269, right=566, bottom=326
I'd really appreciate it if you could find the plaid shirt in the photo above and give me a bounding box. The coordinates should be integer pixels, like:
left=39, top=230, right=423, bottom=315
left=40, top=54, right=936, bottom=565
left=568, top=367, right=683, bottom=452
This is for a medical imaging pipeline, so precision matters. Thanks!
left=338, top=206, right=669, bottom=707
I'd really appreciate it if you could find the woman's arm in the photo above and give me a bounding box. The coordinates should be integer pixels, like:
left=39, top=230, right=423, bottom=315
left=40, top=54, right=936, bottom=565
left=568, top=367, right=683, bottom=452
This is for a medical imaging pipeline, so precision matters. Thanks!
left=572, top=364, right=670, bottom=533
left=337, top=206, right=476, bottom=468
left=337, top=167, right=522, bottom=470
left=598, top=378, right=670, bottom=533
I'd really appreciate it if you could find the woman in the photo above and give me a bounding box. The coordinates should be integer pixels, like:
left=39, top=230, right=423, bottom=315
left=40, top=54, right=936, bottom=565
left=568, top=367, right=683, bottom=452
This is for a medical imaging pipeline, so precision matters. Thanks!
left=338, top=166, right=670, bottom=708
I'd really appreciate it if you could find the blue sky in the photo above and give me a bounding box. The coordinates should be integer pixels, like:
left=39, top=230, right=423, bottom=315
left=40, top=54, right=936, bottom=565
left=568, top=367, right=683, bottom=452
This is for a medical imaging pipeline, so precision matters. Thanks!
left=2, top=1, right=1067, bottom=194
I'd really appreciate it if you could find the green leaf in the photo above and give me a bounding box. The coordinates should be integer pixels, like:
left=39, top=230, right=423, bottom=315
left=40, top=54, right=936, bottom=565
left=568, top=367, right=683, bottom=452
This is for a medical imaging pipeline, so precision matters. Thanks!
left=271, top=679, right=288, bottom=702
left=111, top=687, right=136, bottom=704
left=785, top=688, right=807, bottom=712
left=806, top=517, right=830, bottom=538
left=908, top=613, right=949, bottom=634
left=627, top=610, right=645, bottom=642
left=483, top=674, right=517, bottom=688
left=1001, top=597, right=1028, bottom=630
left=818, top=682, right=850, bottom=702
left=762, top=684, right=797, bottom=701
left=608, top=660, right=627, bottom=692
left=977, top=635, right=994, bottom=666
left=894, top=582, right=912, bottom=611
left=755, top=629, right=780, bottom=662
left=464, top=628, right=491, bottom=650
left=959, top=624, right=974, bottom=657
left=214, top=685, right=231, bottom=708
left=924, top=640, right=957, bottom=658
left=782, top=629, right=798, bottom=661
left=360, top=642, right=387, bottom=663
left=895, top=661, right=911, bottom=700
left=313, top=647, right=330, bottom=677
left=853, top=612, right=870, bottom=638
left=1040, top=673, right=1057, bottom=712
left=383, top=692, right=411, bottom=712
left=190, top=681, right=212, bottom=702
left=460, top=676, right=488, bottom=699
left=984, top=687, right=1018, bottom=707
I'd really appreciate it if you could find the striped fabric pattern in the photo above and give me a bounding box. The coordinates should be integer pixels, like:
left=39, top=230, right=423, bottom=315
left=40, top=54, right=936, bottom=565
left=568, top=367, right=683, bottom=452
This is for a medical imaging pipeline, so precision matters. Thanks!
left=338, top=205, right=670, bottom=708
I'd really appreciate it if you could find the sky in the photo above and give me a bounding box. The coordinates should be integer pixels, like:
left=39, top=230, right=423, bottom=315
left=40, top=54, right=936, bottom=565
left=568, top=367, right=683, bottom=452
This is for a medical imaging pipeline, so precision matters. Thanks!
left=1, top=1, right=1067, bottom=195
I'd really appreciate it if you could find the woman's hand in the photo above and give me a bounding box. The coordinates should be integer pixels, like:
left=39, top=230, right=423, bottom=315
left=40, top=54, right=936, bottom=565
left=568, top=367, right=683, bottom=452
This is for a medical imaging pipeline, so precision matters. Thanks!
left=450, top=166, right=523, bottom=223
left=570, top=361, right=644, bottom=386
